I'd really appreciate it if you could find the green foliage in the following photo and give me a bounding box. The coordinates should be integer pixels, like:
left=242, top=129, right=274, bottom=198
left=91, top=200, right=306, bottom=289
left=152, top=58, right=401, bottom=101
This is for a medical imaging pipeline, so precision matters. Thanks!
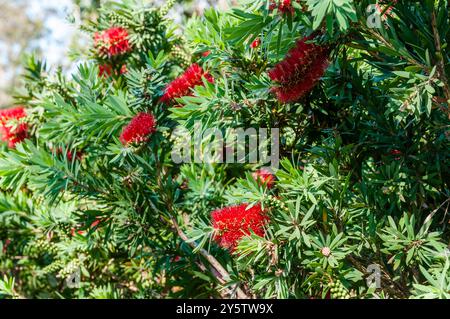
left=306, top=0, right=357, bottom=34
left=0, top=0, right=449, bottom=299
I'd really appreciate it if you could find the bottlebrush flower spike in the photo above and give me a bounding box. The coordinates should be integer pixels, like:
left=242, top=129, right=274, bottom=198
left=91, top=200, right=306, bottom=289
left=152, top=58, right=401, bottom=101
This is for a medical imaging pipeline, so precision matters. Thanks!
left=94, top=27, right=132, bottom=57
left=269, top=0, right=301, bottom=14
left=211, top=203, right=269, bottom=251
left=0, top=106, right=28, bottom=148
left=160, top=63, right=214, bottom=104
left=98, top=64, right=128, bottom=78
left=53, top=146, right=83, bottom=161
left=120, top=112, right=157, bottom=145
left=268, top=36, right=329, bottom=103
left=252, top=169, right=275, bottom=188
left=251, top=38, right=261, bottom=48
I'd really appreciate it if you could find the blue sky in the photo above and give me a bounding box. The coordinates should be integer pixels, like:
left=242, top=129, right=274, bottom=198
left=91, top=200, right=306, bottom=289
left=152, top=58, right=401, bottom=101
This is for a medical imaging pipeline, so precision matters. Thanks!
left=28, top=0, right=79, bottom=67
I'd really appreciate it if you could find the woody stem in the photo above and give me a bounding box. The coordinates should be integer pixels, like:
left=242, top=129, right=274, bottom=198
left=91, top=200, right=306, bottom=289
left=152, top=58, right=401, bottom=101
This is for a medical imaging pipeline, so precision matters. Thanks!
left=169, top=216, right=249, bottom=299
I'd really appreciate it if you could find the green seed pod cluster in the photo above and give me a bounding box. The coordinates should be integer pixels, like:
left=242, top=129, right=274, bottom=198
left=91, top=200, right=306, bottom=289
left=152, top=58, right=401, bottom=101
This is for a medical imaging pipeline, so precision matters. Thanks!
left=171, top=46, right=191, bottom=67
left=42, top=260, right=64, bottom=275
left=170, top=132, right=191, bottom=152
left=283, top=127, right=296, bottom=147
left=107, top=12, right=129, bottom=29
left=159, top=0, right=176, bottom=17
left=57, top=222, right=74, bottom=238
left=329, top=281, right=350, bottom=299
left=267, top=195, right=289, bottom=212
left=58, top=258, right=83, bottom=279
left=73, top=245, right=89, bottom=254
left=26, top=239, right=59, bottom=257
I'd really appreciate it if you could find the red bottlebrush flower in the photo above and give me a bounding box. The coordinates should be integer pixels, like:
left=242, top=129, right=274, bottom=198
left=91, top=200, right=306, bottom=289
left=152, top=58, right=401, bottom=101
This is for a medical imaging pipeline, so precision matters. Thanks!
left=390, top=149, right=402, bottom=160
left=120, top=112, right=157, bottom=145
left=0, top=107, right=26, bottom=121
left=2, top=239, right=11, bottom=253
left=278, top=0, right=294, bottom=13
left=270, top=0, right=301, bottom=14
left=251, top=38, right=261, bottom=49
left=252, top=169, right=275, bottom=188
left=98, top=64, right=128, bottom=78
left=0, top=106, right=28, bottom=148
left=66, top=150, right=81, bottom=161
left=70, top=228, right=85, bottom=237
left=160, top=63, right=214, bottom=104
left=99, top=64, right=113, bottom=77
left=172, top=256, right=182, bottom=262
left=211, top=203, right=269, bottom=251
left=202, top=50, right=211, bottom=57
left=90, top=219, right=101, bottom=228
left=268, top=36, right=329, bottom=103
left=55, top=147, right=83, bottom=162
left=94, top=27, right=132, bottom=57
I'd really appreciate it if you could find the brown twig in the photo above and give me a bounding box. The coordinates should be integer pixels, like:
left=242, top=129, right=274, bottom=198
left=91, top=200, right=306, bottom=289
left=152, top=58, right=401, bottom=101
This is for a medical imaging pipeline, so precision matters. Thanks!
left=431, top=10, right=450, bottom=118
left=169, top=216, right=249, bottom=299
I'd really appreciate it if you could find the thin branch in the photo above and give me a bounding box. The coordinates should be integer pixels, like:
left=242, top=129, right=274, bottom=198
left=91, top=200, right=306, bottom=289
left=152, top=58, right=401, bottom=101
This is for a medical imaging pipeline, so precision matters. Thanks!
left=431, top=10, right=450, bottom=118
left=169, top=216, right=249, bottom=299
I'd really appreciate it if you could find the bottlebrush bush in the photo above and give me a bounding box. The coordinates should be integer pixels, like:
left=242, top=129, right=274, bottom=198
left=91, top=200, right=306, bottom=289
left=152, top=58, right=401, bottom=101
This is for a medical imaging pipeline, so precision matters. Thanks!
left=0, top=0, right=449, bottom=299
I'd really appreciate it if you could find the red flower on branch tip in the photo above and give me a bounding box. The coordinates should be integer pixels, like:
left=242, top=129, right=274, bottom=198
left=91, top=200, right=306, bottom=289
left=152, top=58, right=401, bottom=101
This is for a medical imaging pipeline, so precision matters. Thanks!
left=269, top=0, right=301, bottom=15
left=90, top=219, right=102, bottom=228
left=2, top=239, right=11, bottom=253
left=268, top=36, right=329, bottom=103
left=53, top=147, right=83, bottom=161
left=172, top=256, right=182, bottom=262
left=70, top=228, right=85, bottom=237
left=211, top=203, right=269, bottom=251
left=120, top=112, right=157, bottom=145
left=0, top=106, right=28, bottom=148
left=251, top=38, right=261, bottom=49
left=94, top=27, right=132, bottom=57
left=160, top=63, right=214, bottom=104
left=252, top=169, right=275, bottom=188
left=99, top=64, right=128, bottom=78
left=390, top=149, right=402, bottom=156
left=390, top=149, right=402, bottom=160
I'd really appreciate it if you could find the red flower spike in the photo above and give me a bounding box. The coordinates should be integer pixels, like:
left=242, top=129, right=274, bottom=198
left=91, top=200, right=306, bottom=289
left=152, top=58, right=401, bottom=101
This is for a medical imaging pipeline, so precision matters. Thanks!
left=160, top=63, right=214, bottom=104
left=172, top=256, right=182, bottom=262
left=390, top=149, right=402, bottom=156
left=2, top=239, right=11, bottom=253
left=98, top=64, right=128, bottom=78
left=54, top=147, right=83, bottom=162
left=71, top=228, right=85, bottom=237
left=94, top=27, right=131, bottom=57
left=0, top=106, right=28, bottom=148
left=251, top=38, right=261, bottom=49
left=211, top=203, right=269, bottom=251
left=252, top=169, right=275, bottom=188
left=120, top=112, right=157, bottom=145
left=269, top=36, right=329, bottom=103
left=90, top=219, right=101, bottom=228
left=269, top=0, right=301, bottom=14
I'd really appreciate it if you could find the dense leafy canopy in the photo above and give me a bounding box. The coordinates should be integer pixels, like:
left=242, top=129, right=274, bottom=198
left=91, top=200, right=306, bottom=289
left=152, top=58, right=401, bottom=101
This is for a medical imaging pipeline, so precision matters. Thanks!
left=0, top=0, right=449, bottom=299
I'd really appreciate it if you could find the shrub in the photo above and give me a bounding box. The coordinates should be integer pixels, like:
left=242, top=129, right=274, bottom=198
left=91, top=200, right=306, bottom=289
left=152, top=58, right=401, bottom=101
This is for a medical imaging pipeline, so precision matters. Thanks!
left=0, top=0, right=449, bottom=299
